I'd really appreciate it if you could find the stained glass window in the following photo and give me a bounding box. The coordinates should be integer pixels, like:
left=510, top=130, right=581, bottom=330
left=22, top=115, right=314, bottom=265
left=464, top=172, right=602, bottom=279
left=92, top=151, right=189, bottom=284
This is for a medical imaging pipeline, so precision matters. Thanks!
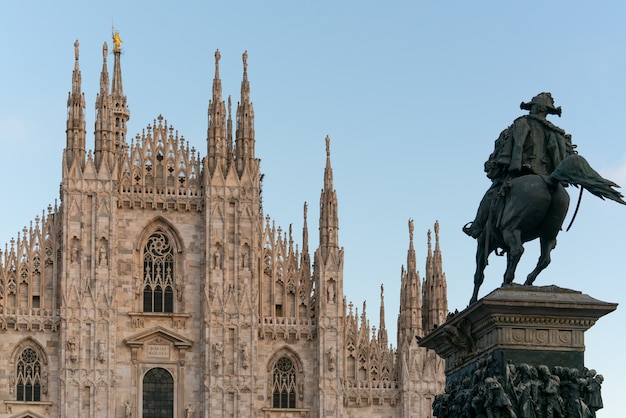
left=143, top=232, right=174, bottom=313
left=143, top=368, right=174, bottom=418
left=272, top=357, right=297, bottom=409
left=16, top=348, right=42, bottom=402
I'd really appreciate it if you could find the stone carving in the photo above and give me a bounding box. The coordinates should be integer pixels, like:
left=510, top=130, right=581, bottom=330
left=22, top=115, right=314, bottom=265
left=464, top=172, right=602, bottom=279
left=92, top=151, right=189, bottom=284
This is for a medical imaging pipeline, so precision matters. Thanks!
left=98, top=243, right=107, bottom=266
left=176, top=281, right=184, bottom=302
left=41, top=370, right=48, bottom=394
left=67, top=337, right=77, bottom=362
left=97, top=340, right=105, bottom=362
left=432, top=360, right=604, bottom=418
left=463, top=93, right=625, bottom=304
left=241, top=343, right=249, bottom=369
left=241, top=248, right=248, bottom=269
left=442, top=318, right=475, bottom=359
left=71, top=242, right=79, bottom=264
left=213, top=342, right=223, bottom=369
left=124, top=399, right=132, bottom=417
left=327, top=280, right=335, bottom=304
left=185, top=404, right=194, bottom=418
left=328, top=346, right=336, bottom=372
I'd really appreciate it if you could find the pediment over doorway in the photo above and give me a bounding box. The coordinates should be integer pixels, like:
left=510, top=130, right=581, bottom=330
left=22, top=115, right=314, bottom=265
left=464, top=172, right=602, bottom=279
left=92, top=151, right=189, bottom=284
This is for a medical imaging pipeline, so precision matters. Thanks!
left=124, top=326, right=193, bottom=365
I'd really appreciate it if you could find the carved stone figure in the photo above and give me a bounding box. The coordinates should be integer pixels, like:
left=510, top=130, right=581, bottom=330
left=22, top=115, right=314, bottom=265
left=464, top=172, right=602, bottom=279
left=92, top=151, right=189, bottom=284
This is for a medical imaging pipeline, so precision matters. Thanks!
left=124, top=399, right=132, bottom=418
left=42, top=370, right=48, bottom=394
left=67, top=337, right=77, bottom=362
left=327, top=281, right=335, bottom=304
left=328, top=346, right=336, bottom=372
left=463, top=93, right=625, bottom=304
left=98, top=244, right=107, bottom=266
left=214, top=250, right=221, bottom=270
left=176, top=281, right=184, bottom=302
left=241, top=343, right=249, bottom=369
left=213, top=342, right=223, bottom=369
left=71, top=243, right=79, bottom=263
left=97, top=340, right=105, bottom=362
left=185, top=404, right=194, bottom=418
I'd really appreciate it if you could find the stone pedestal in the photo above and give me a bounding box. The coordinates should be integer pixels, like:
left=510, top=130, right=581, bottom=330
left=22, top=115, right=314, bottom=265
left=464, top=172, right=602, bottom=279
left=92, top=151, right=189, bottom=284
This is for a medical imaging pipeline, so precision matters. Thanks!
left=418, top=285, right=616, bottom=417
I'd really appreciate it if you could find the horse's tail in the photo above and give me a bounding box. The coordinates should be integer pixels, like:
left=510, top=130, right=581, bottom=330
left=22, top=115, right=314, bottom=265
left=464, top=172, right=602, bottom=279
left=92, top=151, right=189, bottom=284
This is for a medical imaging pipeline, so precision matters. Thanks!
left=549, top=155, right=626, bottom=205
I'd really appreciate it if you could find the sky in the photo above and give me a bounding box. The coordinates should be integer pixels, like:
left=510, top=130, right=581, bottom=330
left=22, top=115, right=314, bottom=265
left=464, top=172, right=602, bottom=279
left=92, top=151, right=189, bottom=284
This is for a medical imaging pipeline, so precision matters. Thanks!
left=1, top=1, right=625, bottom=416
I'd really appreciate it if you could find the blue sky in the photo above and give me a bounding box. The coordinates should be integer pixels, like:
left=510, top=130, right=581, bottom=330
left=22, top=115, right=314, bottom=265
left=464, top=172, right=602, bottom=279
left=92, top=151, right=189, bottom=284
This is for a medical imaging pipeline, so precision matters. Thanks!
left=2, top=2, right=626, bottom=415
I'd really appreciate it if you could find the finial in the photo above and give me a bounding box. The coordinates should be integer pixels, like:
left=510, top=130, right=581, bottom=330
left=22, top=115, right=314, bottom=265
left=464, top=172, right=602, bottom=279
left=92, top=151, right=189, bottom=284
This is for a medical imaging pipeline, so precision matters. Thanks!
left=325, top=135, right=331, bottom=157
left=242, top=50, right=248, bottom=73
left=112, top=30, right=122, bottom=53
left=102, top=42, right=108, bottom=60
left=74, top=40, right=79, bottom=61
left=408, top=219, right=414, bottom=242
left=304, top=202, right=308, bottom=220
left=215, top=49, right=221, bottom=74
left=427, top=229, right=432, bottom=251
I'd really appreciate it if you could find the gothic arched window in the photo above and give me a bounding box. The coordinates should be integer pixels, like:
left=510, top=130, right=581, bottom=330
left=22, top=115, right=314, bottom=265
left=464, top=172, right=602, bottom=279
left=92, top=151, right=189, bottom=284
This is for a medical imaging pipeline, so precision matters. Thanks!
left=272, top=357, right=297, bottom=409
left=142, top=367, right=174, bottom=418
left=16, top=348, right=42, bottom=402
left=143, top=232, right=174, bottom=313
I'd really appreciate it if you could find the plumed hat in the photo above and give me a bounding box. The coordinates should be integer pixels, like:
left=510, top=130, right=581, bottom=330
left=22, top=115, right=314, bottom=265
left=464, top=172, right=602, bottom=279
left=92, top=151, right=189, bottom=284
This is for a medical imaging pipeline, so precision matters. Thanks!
left=520, top=92, right=562, bottom=116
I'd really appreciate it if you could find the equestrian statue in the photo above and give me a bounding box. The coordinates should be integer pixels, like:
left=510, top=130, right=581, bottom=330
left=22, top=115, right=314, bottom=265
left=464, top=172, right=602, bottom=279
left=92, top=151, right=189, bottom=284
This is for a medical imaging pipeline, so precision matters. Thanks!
left=463, top=93, right=625, bottom=305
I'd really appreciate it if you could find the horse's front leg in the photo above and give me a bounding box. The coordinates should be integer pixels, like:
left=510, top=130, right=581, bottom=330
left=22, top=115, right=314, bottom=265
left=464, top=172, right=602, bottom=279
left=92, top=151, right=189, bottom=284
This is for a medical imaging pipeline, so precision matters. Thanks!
left=502, top=228, right=523, bottom=285
left=470, top=238, right=489, bottom=304
left=525, top=236, right=556, bottom=285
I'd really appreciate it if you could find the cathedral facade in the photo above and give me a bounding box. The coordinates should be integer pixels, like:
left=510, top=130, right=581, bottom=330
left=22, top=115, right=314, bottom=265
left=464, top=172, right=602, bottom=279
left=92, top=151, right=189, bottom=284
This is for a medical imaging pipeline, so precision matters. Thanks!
left=0, top=36, right=447, bottom=418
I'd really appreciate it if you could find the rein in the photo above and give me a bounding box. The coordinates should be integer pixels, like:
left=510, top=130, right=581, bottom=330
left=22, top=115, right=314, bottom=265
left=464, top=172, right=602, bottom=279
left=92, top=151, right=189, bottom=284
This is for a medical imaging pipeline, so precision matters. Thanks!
left=566, top=186, right=584, bottom=232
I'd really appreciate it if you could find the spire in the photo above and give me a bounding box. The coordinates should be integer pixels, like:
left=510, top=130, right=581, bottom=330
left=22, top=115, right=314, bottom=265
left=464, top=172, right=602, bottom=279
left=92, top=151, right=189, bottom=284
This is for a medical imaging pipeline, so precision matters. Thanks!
left=319, top=136, right=339, bottom=261
left=94, top=42, right=114, bottom=170
left=111, top=30, right=124, bottom=95
left=302, top=202, right=309, bottom=255
left=378, top=284, right=388, bottom=347
left=65, top=39, right=86, bottom=171
left=111, top=29, right=130, bottom=153
left=398, top=219, right=423, bottom=346
left=422, top=221, right=448, bottom=333
left=207, top=49, right=227, bottom=175
left=235, top=51, right=255, bottom=176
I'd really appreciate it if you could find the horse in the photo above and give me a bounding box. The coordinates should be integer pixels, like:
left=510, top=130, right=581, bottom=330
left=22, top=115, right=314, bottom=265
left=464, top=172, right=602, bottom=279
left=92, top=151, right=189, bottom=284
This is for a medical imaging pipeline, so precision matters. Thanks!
left=470, top=154, right=625, bottom=305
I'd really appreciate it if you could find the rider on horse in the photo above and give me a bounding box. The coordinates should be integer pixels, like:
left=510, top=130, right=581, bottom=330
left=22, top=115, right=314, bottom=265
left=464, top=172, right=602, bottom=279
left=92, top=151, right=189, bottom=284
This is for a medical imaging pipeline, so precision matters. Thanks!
left=463, top=93, right=577, bottom=239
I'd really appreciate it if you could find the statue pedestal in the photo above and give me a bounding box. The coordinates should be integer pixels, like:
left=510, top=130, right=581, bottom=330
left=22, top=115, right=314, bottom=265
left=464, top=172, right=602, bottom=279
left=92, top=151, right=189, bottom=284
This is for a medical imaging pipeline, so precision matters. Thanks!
left=419, top=284, right=616, bottom=417
left=420, top=284, right=616, bottom=378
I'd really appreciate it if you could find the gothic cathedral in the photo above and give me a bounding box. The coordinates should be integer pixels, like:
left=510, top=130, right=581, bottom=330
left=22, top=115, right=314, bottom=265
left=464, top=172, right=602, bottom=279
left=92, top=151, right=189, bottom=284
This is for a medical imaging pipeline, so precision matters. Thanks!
left=0, top=35, right=447, bottom=418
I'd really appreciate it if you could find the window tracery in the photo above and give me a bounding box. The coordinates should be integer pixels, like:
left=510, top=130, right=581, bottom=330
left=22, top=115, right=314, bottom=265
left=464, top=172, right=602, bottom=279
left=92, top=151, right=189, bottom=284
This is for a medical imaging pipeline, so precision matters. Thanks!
left=272, top=357, right=297, bottom=409
left=16, top=348, right=42, bottom=402
left=143, top=232, right=174, bottom=313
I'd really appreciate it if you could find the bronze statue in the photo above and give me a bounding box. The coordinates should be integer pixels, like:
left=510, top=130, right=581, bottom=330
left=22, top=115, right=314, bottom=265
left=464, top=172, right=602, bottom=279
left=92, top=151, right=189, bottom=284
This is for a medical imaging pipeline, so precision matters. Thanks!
left=465, top=93, right=625, bottom=304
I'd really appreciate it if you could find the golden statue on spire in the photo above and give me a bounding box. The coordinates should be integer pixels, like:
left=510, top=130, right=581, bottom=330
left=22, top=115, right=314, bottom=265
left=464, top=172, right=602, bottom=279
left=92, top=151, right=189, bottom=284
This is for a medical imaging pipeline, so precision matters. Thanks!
left=112, top=29, right=122, bottom=53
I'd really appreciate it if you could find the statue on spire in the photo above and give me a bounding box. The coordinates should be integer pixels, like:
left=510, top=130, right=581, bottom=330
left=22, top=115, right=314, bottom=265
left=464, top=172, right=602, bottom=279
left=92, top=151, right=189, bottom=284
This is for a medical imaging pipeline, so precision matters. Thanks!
left=112, top=30, right=122, bottom=53
left=74, top=40, right=79, bottom=61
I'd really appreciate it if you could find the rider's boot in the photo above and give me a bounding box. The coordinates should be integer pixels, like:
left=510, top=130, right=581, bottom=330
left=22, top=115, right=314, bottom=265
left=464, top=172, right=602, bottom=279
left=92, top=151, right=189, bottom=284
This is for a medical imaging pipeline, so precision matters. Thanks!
left=463, top=221, right=483, bottom=238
